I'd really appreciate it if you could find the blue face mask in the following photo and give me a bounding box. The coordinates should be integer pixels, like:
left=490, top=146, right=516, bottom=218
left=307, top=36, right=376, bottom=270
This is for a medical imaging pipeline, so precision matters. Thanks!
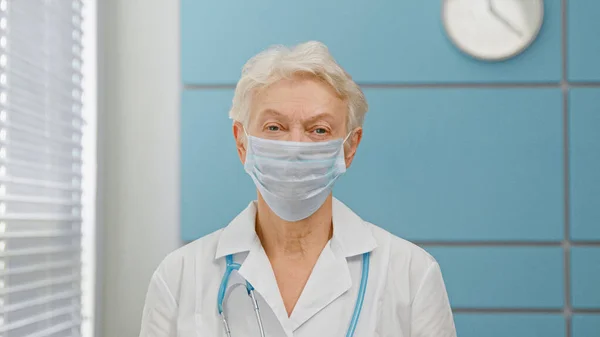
left=243, top=131, right=351, bottom=222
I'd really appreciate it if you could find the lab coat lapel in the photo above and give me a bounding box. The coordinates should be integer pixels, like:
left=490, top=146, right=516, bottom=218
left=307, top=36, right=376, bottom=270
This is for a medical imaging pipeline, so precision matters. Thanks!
left=288, top=241, right=352, bottom=332
left=214, top=201, right=293, bottom=335
left=237, top=240, right=293, bottom=335
left=288, top=198, right=378, bottom=331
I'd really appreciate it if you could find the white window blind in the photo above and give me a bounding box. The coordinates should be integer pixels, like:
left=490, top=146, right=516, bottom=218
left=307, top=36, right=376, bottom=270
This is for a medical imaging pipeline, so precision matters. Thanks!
left=0, top=0, right=85, bottom=336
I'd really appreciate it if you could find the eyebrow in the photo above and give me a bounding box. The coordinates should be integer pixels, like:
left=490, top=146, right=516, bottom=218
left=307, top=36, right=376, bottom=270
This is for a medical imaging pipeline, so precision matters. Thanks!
left=303, top=112, right=337, bottom=124
left=259, top=109, right=288, bottom=120
left=258, top=109, right=336, bottom=123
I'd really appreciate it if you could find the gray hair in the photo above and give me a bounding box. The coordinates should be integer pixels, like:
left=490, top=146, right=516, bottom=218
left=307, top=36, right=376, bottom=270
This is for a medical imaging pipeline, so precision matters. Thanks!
left=229, top=41, right=368, bottom=134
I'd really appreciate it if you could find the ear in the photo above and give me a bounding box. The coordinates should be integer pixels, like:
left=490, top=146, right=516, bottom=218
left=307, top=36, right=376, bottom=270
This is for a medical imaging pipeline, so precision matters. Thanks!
left=344, top=127, right=363, bottom=168
left=233, top=121, right=247, bottom=164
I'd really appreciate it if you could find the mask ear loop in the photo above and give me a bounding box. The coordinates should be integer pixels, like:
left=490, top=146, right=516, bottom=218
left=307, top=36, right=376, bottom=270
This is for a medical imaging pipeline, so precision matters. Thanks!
left=241, top=126, right=252, bottom=152
left=343, top=131, right=353, bottom=144
left=341, top=131, right=354, bottom=161
left=342, top=129, right=357, bottom=150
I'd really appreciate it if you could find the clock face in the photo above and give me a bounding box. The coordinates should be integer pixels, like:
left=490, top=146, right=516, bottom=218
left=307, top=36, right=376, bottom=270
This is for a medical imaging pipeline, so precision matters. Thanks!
left=442, top=0, right=544, bottom=61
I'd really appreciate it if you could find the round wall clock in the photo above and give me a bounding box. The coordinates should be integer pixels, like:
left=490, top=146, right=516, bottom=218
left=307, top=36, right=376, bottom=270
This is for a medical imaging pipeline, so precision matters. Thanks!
left=442, top=0, right=545, bottom=61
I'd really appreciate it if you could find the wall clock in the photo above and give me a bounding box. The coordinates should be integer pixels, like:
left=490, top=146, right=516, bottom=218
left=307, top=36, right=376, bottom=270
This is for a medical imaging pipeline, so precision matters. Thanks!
left=442, top=0, right=544, bottom=61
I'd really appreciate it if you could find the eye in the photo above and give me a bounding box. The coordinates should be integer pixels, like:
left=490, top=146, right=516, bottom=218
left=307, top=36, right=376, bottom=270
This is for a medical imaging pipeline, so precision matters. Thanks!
left=266, top=124, right=280, bottom=132
left=313, top=127, right=329, bottom=135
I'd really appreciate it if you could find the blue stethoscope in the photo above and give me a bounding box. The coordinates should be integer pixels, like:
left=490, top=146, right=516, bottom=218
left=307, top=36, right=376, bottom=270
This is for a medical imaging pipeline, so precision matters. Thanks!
left=217, top=252, right=370, bottom=337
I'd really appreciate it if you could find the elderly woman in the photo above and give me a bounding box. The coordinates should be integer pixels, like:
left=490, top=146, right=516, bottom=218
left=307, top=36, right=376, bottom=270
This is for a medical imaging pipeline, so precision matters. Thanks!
left=139, top=41, right=456, bottom=337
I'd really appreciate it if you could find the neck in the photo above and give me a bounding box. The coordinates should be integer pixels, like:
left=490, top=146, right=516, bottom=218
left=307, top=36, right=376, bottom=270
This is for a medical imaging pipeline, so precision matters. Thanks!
left=255, top=194, right=333, bottom=260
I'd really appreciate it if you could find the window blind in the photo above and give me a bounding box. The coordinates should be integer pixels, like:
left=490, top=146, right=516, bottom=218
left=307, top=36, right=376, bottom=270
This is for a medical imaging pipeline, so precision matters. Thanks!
left=0, top=0, right=85, bottom=336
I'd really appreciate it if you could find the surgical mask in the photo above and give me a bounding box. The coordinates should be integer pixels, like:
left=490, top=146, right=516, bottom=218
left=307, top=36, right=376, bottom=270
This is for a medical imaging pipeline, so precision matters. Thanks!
left=243, top=131, right=351, bottom=222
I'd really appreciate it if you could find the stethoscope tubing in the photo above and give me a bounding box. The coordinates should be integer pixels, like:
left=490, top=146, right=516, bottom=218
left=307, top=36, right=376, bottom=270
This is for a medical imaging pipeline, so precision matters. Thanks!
left=218, top=252, right=370, bottom=337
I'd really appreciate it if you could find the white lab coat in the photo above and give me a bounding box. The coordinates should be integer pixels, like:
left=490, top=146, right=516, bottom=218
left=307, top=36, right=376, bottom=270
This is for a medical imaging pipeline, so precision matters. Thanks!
left=139, top=198, right=457, bottom=337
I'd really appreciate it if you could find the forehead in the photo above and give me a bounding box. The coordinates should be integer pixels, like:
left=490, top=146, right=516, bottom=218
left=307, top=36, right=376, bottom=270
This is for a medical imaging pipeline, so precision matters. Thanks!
left=250, top=76, right=347, bottom=122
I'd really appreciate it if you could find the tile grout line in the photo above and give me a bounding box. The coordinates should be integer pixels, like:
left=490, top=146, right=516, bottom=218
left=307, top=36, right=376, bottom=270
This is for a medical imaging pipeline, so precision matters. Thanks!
left=415, top=241, right=600, bottom=247
left=452, top=308, right=600, bottom=314
left=183, top=82, right=600, bottom=90
left=186, top=239, right=600, bottom=246
left=416, top=241, right=562, bottom=247
left=561, top=0, right=572, bottom=336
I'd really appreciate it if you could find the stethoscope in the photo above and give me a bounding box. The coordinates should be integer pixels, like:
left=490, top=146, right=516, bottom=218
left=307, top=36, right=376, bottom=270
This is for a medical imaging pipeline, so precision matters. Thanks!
left=217, top=252, right=370, bottom=337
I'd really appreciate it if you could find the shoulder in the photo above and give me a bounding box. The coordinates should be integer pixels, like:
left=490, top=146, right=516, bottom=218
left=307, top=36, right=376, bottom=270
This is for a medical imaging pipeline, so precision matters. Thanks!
left=161, top=229, right=223, bottom=268
left=361, top=224, right=456, bottom=334
left=366, top=223, right=440, bottom=297
left=368, top=222, right=437, bottom=268
left=152, top=229, right=224, bottom=303
left=365, top=223, right=456, bottom=335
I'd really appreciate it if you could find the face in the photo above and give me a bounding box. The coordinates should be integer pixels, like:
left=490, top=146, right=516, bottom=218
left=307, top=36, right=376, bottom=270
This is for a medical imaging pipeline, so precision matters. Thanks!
left=233, top=76, right=363, bottom=168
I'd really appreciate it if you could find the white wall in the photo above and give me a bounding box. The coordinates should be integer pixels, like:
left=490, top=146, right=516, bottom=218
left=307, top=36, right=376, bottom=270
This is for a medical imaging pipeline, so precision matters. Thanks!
left=97, top=0, right=181, bottom=336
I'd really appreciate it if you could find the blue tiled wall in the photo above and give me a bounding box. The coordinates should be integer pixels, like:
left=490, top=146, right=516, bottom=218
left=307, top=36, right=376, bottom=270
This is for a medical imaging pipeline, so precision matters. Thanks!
left=180, top=1, right=600, bottom=335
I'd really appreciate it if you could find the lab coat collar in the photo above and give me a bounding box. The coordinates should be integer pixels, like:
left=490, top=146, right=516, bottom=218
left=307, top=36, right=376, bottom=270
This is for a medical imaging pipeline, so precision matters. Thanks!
left=214, top=197, right=377, bottom=260
left=331, top=197, right=378, bottom=257
left=214, top=201, right=260, bottom=259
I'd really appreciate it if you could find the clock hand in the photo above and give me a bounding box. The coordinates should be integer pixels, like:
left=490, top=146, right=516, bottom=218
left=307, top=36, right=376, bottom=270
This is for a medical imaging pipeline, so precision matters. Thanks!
left=487, top=0, right=524, bottom=37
